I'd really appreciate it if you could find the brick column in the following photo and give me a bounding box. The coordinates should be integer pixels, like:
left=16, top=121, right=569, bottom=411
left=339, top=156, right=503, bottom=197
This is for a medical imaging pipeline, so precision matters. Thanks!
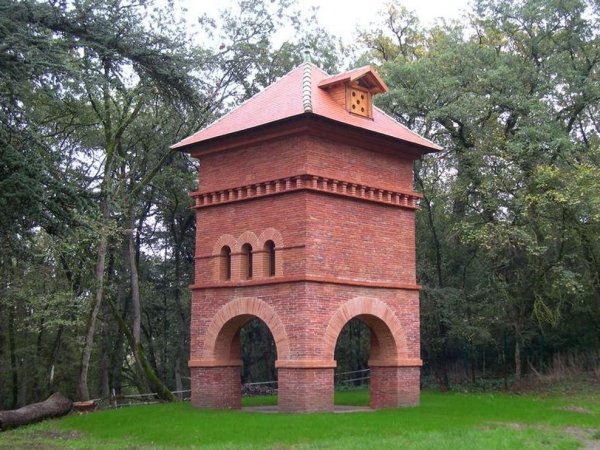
left=190, top=362, right=242, bottom=409
left=369, top=365, right=420, bottom=409
left=276, top=360, right=335, bottom=412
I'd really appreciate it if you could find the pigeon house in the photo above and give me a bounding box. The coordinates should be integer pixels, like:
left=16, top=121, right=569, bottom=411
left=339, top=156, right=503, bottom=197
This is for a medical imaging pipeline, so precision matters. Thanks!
left=172, top=57, right=440, bottom=412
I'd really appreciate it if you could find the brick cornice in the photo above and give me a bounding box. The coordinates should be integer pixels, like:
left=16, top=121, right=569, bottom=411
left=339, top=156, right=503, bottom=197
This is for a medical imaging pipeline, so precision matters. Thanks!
left=368, top=358, right=423, bottom=367
left=190, top=174, right=421, bottom=210
left=188, top=359, right=242, bottom=368
left=190, top=275, right=421, bottom=291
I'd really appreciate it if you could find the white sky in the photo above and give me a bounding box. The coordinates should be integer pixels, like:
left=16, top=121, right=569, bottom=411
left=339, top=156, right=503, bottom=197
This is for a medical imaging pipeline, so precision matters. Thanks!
left=188, top=0, right=473, bottom=43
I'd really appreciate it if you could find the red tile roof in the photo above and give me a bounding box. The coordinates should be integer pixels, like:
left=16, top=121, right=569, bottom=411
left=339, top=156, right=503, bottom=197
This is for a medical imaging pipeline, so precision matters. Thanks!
left=172, top=64, right=441, bottom=152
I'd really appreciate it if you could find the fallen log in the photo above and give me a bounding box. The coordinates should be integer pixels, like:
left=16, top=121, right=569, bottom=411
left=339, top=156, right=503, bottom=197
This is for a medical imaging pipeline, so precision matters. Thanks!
left=0, top=392, right=72, bottom=431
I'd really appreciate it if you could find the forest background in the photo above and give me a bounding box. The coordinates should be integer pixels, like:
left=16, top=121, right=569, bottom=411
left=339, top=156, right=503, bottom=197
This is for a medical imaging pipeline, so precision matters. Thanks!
left=0, top=0, right=599, bottom=408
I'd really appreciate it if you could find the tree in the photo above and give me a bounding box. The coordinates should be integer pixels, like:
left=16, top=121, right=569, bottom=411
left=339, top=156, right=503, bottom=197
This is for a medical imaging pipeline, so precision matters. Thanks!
left=359, top=0, right=600, bottom=387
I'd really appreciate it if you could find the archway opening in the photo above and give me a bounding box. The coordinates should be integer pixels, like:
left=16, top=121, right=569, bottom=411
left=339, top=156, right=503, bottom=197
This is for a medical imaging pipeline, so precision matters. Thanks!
left=212, top=314, right=278, bottom=407
left=335, top=318, right=370, bottom=388
left=333, top=314, right=398, bottom=408
left=240, top=318, right=277, bottom=399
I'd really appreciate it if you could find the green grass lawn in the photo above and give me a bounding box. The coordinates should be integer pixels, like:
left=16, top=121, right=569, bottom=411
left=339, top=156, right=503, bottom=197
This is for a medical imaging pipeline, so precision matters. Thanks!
left=1, top=389, right=599, bottom=449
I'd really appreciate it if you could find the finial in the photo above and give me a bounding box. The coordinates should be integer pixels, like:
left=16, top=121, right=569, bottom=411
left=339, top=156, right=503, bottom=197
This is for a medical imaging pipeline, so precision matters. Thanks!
left=302, top=48, right=312, bottom=64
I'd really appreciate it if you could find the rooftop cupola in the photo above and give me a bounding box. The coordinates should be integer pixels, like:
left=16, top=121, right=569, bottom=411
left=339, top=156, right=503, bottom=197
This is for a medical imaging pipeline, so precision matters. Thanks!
left=318, top=66, right=388, bottom=118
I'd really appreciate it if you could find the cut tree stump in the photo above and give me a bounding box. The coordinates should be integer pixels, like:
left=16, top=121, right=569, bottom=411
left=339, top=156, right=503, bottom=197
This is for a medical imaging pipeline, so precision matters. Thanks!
left=0, top=392, right=72, bottom=431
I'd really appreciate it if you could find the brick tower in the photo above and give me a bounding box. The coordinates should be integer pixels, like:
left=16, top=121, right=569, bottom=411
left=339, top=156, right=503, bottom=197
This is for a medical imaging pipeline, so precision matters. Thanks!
left=172, top=60, right=440, bottom=413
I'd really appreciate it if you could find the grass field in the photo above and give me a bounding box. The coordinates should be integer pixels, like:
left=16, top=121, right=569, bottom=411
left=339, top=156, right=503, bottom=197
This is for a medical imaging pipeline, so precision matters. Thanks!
left=1, top=389, right=599, bottom=449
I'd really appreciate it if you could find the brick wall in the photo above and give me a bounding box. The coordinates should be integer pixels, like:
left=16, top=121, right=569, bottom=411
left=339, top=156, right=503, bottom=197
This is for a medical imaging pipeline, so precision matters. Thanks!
left=196, top=134, right=416, bottom=195
left=191, top=366, right=241, bottom=409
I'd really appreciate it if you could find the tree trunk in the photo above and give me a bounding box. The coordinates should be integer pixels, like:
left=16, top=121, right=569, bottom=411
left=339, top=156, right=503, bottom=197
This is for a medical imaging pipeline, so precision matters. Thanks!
left=0, top=392, right=72, bottom=431
left=514, top=338, right=522, bottom=384
left=128, top=210, right=141, bottom=345
left=46, top=326, right=63, bottom=392
left=8, top=304, right=18, bottom=409
left=34, top=317, right=45, bottom=402
left=78, top=202, right=110, bottom=401
left=106, top=297, right=175, bottom=402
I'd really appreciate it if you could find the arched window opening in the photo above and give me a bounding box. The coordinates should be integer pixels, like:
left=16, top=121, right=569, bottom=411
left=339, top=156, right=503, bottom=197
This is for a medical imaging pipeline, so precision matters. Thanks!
left=220, top=246, right=232, bottom=280
left=241, top=244, right=253, bottom=279
left=264, top=240, right=276, bottom=277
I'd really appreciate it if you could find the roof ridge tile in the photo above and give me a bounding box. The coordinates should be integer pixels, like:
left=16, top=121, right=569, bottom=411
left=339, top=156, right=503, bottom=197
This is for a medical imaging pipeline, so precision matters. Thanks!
left=302, top=62, right=312, bottom=112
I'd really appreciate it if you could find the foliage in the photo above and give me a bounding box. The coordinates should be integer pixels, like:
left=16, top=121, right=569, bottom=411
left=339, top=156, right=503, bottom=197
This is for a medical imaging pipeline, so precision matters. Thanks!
left=357, top=0, right=600, bottom=388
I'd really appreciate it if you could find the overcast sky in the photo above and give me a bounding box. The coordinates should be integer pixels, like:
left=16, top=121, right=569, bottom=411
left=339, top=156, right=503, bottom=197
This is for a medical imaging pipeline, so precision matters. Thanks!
left=191, top=0, right=473, bottom=43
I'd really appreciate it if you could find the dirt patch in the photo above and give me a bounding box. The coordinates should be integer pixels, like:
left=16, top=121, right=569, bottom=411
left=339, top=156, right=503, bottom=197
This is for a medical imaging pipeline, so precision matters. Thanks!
left=481, top=422, right=526, bottom=431
left=560, top=405, right=594, bottom=414
left=36, top=430, right=83, bottom=440
left=562, top=427, right=600, bottom=450
left=482, top=423, right=600, bottom=449
left=0, top=429, right=83, bottom=450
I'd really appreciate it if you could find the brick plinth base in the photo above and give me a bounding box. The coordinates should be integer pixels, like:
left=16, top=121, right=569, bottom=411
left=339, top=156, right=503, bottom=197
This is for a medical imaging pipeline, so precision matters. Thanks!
left=370, top=366, right=420, bottom=409
left=277, top=368, right=334, bottom=412
left=190, top=366, right=241, bottom=409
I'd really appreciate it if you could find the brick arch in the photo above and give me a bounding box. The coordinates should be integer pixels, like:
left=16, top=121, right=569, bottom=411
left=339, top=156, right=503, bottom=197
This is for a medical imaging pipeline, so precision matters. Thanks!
left=212, top=234, right=237, bottom=256
left=212, top=234, right=237, bottom=280
left=323, top=297, right=409, bottom=363
left=202, top=297, right=290, bottom=361
left=233, top=231, right=259, bottom=252
left=258, top=228, right=284, bottom=276
left=258, top=227, right=284, bottom=249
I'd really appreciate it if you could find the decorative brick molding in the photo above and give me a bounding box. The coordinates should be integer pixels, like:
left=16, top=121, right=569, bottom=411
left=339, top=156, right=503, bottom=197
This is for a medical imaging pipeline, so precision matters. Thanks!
left=210, top=228, right=285, bottom=281
left=275, top=359, right=337, bottom=369
left=211, top=234, right=237, bottom=256
left=258, top=227, right=284, bottom=250
left=188, top=359, right=242, bottom=367
left=190, top=174, right=421, bottom=210
left=199, top=297, right=291, bottom=362
left=233, top=231, right=260, bottom=252
left=191, top=275, right=421, bottom=290
left=323, top=297, right=409, bottom=362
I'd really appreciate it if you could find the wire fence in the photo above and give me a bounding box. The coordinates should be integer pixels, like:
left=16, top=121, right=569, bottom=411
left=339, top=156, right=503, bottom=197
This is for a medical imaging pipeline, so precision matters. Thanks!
left=84, top=369, right=370, bottom=409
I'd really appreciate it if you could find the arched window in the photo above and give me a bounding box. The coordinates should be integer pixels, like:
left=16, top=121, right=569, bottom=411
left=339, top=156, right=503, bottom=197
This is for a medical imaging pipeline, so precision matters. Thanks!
left=220, top=246, right=232, bottom=280
left=264, top=240, right=276, bottom=277
left=241, top=244, right=253, bottom=279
